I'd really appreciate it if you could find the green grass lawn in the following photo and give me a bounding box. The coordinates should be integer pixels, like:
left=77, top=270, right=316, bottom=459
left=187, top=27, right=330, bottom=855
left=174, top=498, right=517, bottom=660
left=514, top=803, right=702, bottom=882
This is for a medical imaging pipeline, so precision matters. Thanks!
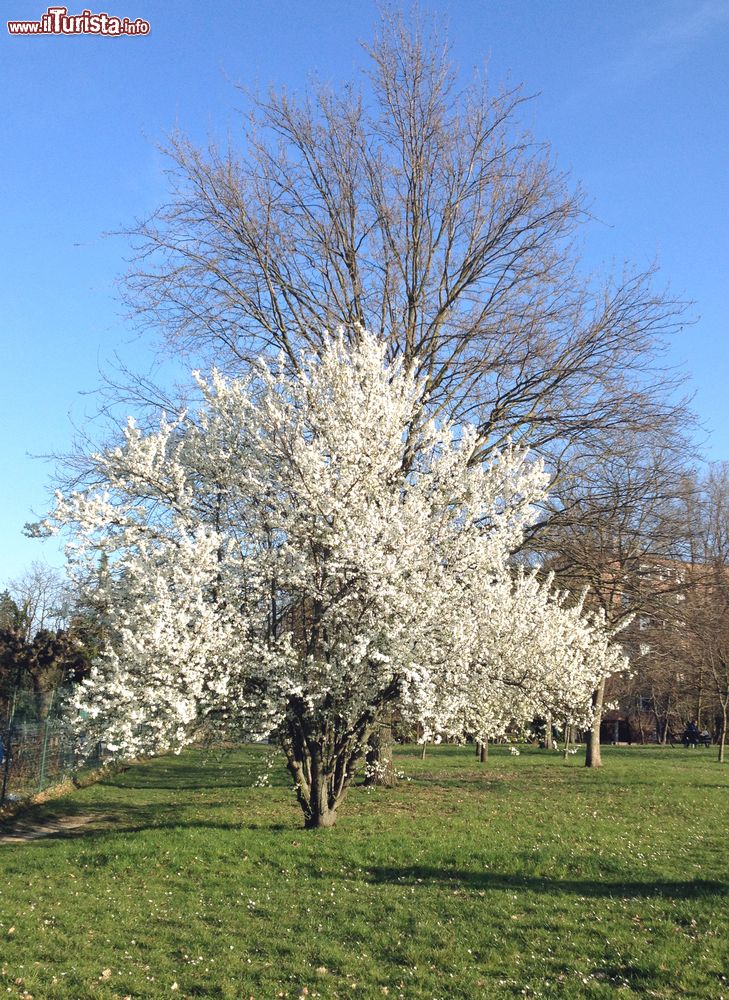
left=1, top=744, right=727, bottom=999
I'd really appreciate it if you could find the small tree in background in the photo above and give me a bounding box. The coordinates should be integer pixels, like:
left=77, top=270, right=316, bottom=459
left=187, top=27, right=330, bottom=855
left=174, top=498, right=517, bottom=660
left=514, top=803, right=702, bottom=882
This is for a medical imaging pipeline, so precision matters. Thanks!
left=0, top=567, right=96, bottom=724
left=6, top=562, right=69, bottom=640
left=535, top=437, right=688, bottom=766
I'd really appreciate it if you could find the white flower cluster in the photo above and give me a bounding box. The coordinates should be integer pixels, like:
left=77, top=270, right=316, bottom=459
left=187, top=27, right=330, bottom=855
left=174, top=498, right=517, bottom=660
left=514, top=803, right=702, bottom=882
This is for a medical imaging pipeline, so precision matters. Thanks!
left=411, top=569, right=626, bottom=746
left=49, top=331, right=625, bottom=812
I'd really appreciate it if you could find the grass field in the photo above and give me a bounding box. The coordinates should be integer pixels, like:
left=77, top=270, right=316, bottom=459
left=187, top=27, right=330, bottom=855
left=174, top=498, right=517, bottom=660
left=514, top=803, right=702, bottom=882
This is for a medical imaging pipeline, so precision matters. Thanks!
left=0, top=744, right=727, bottom=999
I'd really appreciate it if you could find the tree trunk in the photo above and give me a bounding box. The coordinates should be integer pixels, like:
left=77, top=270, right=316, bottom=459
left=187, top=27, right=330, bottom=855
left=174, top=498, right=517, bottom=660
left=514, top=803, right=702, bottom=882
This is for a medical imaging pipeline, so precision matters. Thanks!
left=585, top=676, right=606, bottom=768
left=305, top=771, right=339, bottom=828
left=283, top=728, right=358, bottom=829
left=695, top=678, right=704, bottom=729
left=544, top=713, right=553, bottom=751
left=364, top=716, right=396, bottom=787
left=283, top=691, right=399, bottom=825
left=719, top=704, right=727, bottom=764
left=0, top=730, right=13, bottom=807
left=478, top=739, right=488, bottom=763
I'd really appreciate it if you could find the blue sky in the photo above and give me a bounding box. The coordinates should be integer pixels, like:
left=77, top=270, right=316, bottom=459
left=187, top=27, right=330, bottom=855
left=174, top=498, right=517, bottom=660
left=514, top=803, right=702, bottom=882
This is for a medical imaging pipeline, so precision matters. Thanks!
left=1, top=0, right=728, bottom=585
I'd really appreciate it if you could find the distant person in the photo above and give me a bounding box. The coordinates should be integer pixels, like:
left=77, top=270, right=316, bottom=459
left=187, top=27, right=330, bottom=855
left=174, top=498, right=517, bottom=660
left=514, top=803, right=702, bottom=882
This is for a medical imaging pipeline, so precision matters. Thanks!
left=683, top=720, right=700, bottom=748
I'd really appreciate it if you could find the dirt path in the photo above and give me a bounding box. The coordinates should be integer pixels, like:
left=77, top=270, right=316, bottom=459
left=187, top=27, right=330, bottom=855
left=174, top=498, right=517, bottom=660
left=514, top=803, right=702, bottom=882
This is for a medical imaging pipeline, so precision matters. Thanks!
left=0, top=814, right=99, bottom=844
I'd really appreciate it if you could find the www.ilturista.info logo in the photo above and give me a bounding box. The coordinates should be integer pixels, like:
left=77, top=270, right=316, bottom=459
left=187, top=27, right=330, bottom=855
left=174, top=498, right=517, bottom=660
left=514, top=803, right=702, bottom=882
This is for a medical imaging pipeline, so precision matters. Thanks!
left=8, top=6, right=150, bottom=35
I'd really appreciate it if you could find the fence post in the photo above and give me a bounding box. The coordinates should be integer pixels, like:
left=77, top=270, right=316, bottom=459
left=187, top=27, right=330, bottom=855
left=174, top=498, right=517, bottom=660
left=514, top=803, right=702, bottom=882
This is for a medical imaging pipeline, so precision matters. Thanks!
left=38, top=689, right=58, bottom=794
left=0, top=729, right=12, bottom=806
left=0, top=686, right=20, bottom=807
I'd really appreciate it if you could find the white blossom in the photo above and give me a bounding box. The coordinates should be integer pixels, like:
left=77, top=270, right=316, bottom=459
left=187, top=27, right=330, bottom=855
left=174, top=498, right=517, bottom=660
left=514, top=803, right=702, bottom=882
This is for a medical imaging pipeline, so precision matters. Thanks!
left=49, top=330, right=624, bottom=826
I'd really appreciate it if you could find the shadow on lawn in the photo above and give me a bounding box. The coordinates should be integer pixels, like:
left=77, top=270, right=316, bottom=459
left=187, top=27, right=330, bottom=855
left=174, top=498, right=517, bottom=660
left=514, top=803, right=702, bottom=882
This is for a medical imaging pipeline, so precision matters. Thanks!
left=365, top=865, right=729, bottom=900
left=2, top=813, right=294, bottom=844
left=102, top=776, right=255, bottom=791
left=1, top=796, right=295, bottom=844
left=101, top=758, right=291, bottom=792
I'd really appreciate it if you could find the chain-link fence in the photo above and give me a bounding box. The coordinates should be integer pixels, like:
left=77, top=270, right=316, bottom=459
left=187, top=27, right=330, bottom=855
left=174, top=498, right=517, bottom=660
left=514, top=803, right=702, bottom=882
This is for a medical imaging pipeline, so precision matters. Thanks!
left=0, top=701, right=107, bottom=807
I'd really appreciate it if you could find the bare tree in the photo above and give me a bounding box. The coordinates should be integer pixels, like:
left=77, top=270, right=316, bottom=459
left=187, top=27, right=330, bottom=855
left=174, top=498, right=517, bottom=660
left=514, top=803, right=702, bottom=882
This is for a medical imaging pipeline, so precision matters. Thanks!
left=7, top=562, right=69, bottom=640
left=656, top=466, right=729, bottom=762
left=536, top=435, right=691, bottom=767
left=0, top=568, right=93, bottom=724
left=123, top=11, right=688, bottom=478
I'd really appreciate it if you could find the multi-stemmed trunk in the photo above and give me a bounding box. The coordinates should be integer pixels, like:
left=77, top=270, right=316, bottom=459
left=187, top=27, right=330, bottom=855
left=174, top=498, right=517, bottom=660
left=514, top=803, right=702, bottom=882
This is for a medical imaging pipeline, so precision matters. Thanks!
left=585, top=676, right=606, bottom=768
left=284, top=735, right=361, bottom=828
left=280, top=684, right=399, bottom=828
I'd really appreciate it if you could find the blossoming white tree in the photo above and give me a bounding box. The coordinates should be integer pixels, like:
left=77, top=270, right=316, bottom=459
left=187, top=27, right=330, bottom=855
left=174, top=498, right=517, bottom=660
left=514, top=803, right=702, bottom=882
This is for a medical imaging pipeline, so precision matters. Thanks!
left=412, top=570, right=625, bottom=749
left=46, top=332, right=625, bottom=827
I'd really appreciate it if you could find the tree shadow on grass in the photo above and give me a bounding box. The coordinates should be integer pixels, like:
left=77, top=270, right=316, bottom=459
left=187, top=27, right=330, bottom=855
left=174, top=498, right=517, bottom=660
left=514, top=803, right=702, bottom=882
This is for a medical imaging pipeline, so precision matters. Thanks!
left=364, top=864, right=729, bottom=900
left=595, top=962, right=675, bottom=988
left=0, top=796, right=109, bottom=838
left=1, top=797, right=297, bottom=844
left=2, top=817, right=295, bottom=845
left=100, top=776, right=255, bottom=791
left=81, top=797, right=297, bottom=835
left=100, top=760, right=291, bottom=792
